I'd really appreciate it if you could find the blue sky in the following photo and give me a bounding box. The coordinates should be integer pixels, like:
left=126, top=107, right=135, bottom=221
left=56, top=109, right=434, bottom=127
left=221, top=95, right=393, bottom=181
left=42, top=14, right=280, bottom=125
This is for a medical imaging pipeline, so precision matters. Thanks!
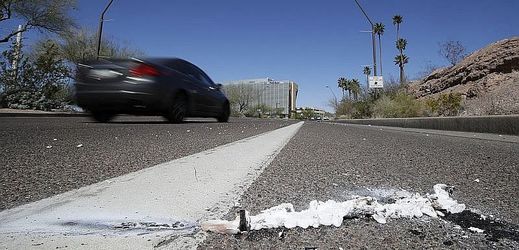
left=5, top=0, right=519, bottom=111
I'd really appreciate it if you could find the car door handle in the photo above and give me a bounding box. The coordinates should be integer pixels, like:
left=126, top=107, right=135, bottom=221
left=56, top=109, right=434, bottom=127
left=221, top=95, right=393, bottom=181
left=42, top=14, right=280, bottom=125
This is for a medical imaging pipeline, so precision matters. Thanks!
left=208, top=86, right=215, bottom=90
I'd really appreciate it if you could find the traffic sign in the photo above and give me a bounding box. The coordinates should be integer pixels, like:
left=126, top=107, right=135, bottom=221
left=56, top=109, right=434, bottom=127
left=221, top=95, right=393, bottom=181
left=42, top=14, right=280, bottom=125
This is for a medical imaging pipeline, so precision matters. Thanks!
left=369, top=76, right=384, bottom=89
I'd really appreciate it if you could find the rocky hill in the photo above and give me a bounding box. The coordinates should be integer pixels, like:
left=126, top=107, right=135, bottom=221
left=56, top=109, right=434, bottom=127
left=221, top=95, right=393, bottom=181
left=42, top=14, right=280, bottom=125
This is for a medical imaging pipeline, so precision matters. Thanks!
left=409, top=37, right=519, bottom=115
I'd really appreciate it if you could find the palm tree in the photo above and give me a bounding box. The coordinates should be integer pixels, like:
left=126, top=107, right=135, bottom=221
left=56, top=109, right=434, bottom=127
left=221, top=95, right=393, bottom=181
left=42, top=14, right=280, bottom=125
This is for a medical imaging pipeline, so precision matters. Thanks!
left=373, top=23, right=385, bottom=75
left=396, top=38, right=408, bottom=83
left=346, top=79, right=353, bottom=99
left=396, top=38, right=407, bottom=51
left=393, top=15, right=405, bottom=83
left=337, top=77, right=348, bottom=99
left=392, top=15, right=403, bottom=41
left=363, top=66, right=371, bottom=89
left=394, top=54, right=409, bottom=84
left=350, top=79, right=361, bottom=100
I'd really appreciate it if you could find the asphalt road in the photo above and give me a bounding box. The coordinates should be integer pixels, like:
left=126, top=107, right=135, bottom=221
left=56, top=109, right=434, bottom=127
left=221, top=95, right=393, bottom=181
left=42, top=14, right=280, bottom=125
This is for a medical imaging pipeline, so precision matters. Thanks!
left=1, top=117, right=518, bottom=249
left=0, top=116, right=295, bottom=211
left=200, top=122, right=519, bottom=249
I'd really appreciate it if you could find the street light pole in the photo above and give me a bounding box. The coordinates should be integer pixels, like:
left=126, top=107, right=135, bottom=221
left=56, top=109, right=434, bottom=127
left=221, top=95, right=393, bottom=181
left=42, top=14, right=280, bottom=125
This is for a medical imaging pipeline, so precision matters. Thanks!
left=354, top=0, right=377, bottom=77
left=96, top=0, right=114, bottom=60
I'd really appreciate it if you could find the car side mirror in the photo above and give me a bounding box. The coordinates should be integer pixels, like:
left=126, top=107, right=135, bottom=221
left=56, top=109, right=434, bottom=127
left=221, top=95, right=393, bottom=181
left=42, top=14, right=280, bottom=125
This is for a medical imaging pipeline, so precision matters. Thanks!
left=216, top=83, right=223, bottom=90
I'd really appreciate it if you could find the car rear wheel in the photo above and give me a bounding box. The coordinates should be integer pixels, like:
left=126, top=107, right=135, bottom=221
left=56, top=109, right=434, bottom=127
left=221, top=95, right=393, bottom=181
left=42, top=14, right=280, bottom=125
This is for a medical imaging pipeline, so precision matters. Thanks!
left=91, top=111, right=115, bottom=123
left=166, top=94, right=187, bottom=123
left=217, top=103, right=230, bottom=122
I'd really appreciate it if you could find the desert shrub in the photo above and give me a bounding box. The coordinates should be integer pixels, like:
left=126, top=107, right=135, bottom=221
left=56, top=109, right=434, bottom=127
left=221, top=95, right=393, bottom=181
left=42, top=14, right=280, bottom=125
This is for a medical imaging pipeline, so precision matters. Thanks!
left=373, top=92, right=425, bottom=118
left=335, top=100, right=354, bottom=118
left=351, top=100, right=373, bottom=119
left=426, top=93, right=462, bottom=116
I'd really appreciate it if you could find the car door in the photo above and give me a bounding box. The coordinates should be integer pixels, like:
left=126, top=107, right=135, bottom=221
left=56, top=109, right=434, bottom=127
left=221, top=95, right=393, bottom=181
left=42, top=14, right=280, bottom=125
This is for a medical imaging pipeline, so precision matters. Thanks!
left=168, top=60, right=208, bottom=114
left=183, top=63, right=215, bottom=116
left=197, top=69, right=225, bottom=114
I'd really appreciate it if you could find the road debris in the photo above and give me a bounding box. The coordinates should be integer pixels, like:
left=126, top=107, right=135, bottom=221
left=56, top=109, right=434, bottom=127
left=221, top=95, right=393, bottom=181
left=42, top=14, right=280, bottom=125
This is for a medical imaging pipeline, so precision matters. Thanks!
left=46, top=145, right=52, bottom=149
left=201, top=184, right=466, bottom=234
left=468, top=227, right=485, bottom=233
left=76, top=144, right=83, bottom=148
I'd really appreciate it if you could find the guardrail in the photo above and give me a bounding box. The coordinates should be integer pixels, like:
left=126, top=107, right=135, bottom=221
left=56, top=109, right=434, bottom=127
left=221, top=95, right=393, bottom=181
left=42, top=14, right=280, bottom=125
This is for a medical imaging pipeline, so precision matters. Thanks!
left=333, top=115, right=519, bottom=135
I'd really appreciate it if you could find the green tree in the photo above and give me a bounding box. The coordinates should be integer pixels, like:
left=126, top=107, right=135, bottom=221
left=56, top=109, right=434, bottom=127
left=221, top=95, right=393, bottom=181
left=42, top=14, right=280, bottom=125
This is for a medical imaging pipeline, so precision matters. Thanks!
left=223, top=83, right=256, bottom=116
left=350, top=79, right=361, bottom=101
left=396, top=38, right=408, bottom=83
left=31, top=40, right=71, bottom=108
left=337, top=77, right=349, bottom=99
left=0, top=0, right=76, bottom=43
left=394, top=54, right=409, bottom=83
left=0, top=40, right=33, bottom=107
left=396, top=38, right=407, bottom=51
left=300, top=108, right=315, bottom=120
left=392, top=15, right=403, bottom=41
left=373, top=22, right=385, bottom=75
left=362, top=66, right=371, bottom=90
left=393, top=15, right=407, bottom=84
left=60, top=28, right=143, bottom=64
left=0, top=39, right=71, bottom=110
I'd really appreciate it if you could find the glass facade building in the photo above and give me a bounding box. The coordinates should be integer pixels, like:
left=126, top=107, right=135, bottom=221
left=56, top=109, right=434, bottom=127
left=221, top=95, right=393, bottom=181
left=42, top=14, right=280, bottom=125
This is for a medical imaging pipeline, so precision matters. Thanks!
left=223, top=78, right=298, bottom=117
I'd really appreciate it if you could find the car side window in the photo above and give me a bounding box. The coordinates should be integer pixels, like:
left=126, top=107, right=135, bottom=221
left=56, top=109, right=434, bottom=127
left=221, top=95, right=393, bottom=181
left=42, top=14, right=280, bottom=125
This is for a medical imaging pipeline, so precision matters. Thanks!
left=199, top=71, right=215, bottom=87
left=184, top=64, right=210, bottom=87
left=170, top=61, right=197, bottom=81
left=196, top=70, right=213, bottom=87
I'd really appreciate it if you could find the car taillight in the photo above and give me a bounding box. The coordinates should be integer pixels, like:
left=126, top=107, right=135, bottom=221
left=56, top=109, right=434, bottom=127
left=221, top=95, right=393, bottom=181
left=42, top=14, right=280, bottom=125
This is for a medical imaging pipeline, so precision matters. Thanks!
left=129, top=64, right=160, bottom=77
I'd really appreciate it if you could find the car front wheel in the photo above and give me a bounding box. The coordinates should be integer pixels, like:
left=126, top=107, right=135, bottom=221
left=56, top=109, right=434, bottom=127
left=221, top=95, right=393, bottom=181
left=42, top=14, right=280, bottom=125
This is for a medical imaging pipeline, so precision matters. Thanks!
left=217, top=103, right=230, bottom=122
left=166, top=94, right=187, bottom=123
left=91, top=111, right=115, bottom=123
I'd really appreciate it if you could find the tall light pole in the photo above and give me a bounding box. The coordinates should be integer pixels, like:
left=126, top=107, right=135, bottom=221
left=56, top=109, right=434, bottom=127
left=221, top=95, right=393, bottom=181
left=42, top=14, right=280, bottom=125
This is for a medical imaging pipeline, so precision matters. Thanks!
left=96, top=0, right=114, bottom=60
left=354, top=0, right=377, bottom=77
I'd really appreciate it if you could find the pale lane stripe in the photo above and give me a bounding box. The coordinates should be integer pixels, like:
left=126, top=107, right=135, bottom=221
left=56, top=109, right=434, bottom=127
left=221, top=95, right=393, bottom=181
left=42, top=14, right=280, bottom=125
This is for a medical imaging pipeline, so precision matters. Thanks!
left=0, top=122, right=304, bottom=250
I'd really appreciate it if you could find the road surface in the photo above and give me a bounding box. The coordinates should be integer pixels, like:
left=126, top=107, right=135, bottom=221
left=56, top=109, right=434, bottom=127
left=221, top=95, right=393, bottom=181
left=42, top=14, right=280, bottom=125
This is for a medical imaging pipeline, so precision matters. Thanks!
left=1, top=116, right=518, bottom=249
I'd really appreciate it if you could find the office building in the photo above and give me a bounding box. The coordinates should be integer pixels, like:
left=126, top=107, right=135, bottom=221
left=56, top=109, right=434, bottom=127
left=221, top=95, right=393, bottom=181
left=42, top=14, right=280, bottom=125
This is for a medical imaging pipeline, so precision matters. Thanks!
left=222, top=78, right=298, bottom=117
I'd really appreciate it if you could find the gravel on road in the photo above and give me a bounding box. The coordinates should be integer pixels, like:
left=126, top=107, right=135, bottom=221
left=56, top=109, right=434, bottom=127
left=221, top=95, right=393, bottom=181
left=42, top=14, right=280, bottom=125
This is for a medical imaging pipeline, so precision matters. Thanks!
left=0, top=116, right=295, bottom=211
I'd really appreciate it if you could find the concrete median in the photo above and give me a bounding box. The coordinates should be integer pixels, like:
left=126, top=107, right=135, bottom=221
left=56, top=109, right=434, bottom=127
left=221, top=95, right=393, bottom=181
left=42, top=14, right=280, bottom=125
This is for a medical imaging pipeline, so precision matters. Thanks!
left=334, top=115, right=519, bottom=135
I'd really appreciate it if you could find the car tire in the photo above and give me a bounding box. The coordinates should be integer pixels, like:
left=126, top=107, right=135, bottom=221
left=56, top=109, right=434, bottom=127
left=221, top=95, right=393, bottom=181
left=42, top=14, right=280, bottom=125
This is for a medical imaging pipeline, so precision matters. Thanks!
left=166, top=93, right=187, bottom=123
left=217, top=102, right=230, bottom=123
left=91, top=111, right=114, bottom=123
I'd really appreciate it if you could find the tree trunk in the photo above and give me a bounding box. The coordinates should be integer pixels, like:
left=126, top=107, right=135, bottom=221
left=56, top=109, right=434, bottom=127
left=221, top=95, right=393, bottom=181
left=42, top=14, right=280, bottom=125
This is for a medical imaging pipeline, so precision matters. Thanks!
left=396, top=25, right=400, bottom=41
left=378, top=34, right=383, bottom=75
left=400, top=65, right=404, bottom=84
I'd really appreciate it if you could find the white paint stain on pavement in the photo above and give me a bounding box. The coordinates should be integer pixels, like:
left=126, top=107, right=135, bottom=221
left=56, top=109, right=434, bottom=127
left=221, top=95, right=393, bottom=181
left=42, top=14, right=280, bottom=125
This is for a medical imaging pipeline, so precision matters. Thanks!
left=0, top=122, right=304, bottom=249
left=202, top=184, right=466, bottom=233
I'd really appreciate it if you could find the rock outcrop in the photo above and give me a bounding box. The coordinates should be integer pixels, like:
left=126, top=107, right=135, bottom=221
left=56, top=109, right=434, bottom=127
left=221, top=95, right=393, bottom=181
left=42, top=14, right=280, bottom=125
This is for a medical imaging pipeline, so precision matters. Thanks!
left=409, top=37, right=519, bottom=115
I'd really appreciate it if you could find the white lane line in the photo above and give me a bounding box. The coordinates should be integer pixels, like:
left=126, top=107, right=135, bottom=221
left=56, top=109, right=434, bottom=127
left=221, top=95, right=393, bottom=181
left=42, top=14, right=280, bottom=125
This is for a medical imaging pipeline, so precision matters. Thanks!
left=0, top=122, right=304, bottom=250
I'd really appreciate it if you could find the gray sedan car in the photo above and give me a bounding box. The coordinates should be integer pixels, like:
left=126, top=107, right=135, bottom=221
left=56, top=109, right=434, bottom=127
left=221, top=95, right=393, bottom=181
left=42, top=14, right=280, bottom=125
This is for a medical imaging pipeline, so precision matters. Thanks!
left=75, top=57, right=230, bottom=123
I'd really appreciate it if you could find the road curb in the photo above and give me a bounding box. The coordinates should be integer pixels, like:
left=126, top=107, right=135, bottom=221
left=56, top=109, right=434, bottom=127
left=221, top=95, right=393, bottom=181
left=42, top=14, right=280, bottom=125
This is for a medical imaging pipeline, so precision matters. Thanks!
left=0, top=112, right=89, bottom=118
left=334, top=115, right=519, bottom=135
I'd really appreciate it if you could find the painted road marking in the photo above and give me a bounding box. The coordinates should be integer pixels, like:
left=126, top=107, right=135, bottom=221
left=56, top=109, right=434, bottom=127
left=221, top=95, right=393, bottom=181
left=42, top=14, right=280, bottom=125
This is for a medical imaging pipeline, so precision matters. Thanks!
left=0, top=122, right=303, bottom=249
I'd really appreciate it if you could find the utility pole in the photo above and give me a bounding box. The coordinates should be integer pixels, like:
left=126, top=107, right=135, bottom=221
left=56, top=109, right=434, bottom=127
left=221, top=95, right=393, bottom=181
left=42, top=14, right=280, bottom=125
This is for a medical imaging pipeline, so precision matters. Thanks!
left=11, top=25, right=23, bottom=79
left=12, top=25, right=23, bottom=72
left=96, top=0, right=114, bottom=60
left=353, top=0, right=377, bottom=77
